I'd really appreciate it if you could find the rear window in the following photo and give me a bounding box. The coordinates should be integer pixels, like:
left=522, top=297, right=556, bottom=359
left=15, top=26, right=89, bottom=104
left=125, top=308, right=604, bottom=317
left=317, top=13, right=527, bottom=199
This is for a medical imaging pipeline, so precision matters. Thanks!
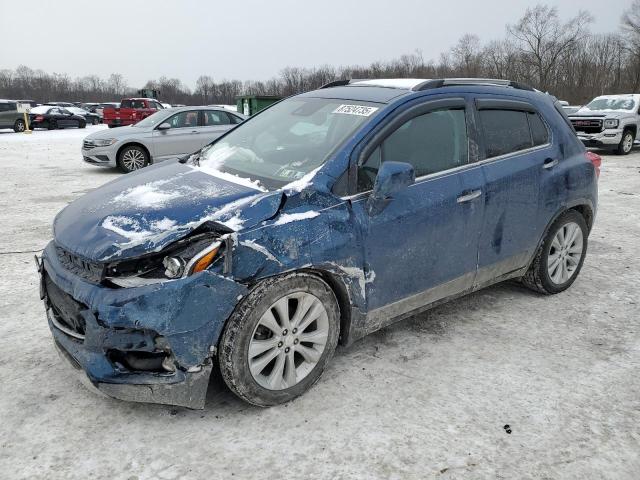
left=480, top=110, right=532, bottom=158
left=121, top=100, right=147, bottom=109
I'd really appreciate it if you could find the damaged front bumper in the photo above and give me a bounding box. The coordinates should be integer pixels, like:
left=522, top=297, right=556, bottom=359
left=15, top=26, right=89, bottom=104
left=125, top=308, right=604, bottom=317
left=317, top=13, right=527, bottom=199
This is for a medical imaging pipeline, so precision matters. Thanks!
left=39, top=241, right=247, bottom=409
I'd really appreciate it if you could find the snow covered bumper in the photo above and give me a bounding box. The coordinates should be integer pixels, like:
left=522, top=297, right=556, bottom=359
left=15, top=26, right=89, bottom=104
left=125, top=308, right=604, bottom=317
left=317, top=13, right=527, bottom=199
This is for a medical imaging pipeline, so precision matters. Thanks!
left=576, top=129, right=622, bottom=148
left=81, top=141, right=117, bottom=167
left=38, top=241, right=247, bottom=409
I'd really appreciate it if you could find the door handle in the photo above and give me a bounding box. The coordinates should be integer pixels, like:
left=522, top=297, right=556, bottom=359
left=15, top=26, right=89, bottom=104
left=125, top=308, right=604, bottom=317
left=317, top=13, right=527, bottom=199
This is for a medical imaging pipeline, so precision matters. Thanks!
left=543, top=158, right=559, bottom=169
left=456, top=189, right=482, bottom=203
left=191, top=130, right=199, bottom=134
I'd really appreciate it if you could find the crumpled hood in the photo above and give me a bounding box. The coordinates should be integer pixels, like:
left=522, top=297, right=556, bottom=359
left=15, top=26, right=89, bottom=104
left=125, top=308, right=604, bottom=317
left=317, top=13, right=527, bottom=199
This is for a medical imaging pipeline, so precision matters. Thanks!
left=53, top=161, right=283, bottom=262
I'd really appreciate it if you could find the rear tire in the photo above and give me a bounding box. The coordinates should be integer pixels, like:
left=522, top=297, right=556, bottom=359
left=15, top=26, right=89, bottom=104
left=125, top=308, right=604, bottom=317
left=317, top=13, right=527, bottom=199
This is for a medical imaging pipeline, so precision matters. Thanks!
left=47, top=120, right=57, bottom=130
left=219, top=273, right=340, bottom=406
left=117, top=145, right=148, bottom=173
left=617, top=129, right=634, bottom=155
left=522, top=210, right=588, bottom=294
left=13, top=119, right=26, bottom=133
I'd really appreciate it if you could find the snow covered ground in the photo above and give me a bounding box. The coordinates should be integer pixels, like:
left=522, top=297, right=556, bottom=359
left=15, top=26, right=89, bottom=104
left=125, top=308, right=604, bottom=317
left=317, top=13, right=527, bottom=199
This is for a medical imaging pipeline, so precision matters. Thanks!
left=0, top=127, right=639, bottom=479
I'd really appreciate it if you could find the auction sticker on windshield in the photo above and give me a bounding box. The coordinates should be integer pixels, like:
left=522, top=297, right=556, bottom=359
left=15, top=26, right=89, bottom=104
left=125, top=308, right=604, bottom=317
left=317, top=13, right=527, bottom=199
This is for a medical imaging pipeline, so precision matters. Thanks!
left=333, top=104, right=379, bottom=116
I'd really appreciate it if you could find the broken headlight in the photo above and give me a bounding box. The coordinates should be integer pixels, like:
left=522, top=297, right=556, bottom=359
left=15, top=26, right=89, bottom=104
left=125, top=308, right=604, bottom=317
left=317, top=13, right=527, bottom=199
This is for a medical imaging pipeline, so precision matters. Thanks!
left=105, top=234, right=222, bottom=287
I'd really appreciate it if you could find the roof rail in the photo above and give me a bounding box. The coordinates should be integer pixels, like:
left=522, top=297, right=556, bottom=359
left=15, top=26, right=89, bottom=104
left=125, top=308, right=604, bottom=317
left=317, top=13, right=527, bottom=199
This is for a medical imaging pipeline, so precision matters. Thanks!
left=319, top=79, right=351, bottom=89
left=414, top=78, right=535, bottom=92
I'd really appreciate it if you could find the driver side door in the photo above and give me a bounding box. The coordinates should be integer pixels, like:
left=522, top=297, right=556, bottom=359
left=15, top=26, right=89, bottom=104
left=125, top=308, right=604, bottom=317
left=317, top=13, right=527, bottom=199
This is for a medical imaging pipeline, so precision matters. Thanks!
left=151, top=110, right=202, bottom=161
left=348, top=97, right=485, bottom=327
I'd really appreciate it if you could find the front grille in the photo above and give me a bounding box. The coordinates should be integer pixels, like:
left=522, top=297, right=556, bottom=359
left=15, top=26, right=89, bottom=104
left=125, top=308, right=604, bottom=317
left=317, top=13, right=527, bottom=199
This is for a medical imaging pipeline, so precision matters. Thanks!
left=45, top=273, right=88, bottom=339
left=571, top=118, right=603, bottom=134
left=55, top=245, right=105, bottom=283
left=82, top=139, right=96, bottom=150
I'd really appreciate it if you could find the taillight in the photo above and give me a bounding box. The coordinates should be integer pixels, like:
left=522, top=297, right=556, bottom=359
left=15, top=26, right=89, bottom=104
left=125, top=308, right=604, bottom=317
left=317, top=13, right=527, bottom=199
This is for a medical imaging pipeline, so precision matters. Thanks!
left=35, top=115, right=44, bottom=122
left=585, top=151, right=601, bottom=178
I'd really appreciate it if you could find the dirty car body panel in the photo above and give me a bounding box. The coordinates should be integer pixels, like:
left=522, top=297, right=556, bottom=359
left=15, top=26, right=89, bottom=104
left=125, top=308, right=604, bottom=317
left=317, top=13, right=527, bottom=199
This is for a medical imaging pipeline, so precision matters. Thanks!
left=40, top=79, right=598, bottom=408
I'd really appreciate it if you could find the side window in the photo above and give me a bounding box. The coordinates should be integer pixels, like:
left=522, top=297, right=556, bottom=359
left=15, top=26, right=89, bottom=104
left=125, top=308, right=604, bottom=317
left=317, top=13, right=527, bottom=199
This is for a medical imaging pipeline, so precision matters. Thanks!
left=528, top=112, right=549, bottom=146
left=0, top=104, right=8, bottom=112
left=357, top=108, right=468, bottom=192
left=479, top=110, right=532, bottom=158
left=203, top=110, right=231, bottom=126
left=167, top=111, right=199, bottom=128
left=227, top=113, right=244, bottom=124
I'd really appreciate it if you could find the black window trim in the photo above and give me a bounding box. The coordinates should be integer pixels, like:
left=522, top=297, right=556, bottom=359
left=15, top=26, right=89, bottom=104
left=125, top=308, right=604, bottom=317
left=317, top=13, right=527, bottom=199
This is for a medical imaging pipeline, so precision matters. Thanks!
left=340, top=97, right=470, bottom=198
left=474, top=96, right=553, bottom=162
left=157, top=110, right=200, bottom=130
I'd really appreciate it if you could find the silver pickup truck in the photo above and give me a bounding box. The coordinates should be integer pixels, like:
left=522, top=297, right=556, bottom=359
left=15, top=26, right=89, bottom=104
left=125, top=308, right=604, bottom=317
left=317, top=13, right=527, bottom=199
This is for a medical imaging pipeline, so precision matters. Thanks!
left=568, top=94, right=640, bottom=155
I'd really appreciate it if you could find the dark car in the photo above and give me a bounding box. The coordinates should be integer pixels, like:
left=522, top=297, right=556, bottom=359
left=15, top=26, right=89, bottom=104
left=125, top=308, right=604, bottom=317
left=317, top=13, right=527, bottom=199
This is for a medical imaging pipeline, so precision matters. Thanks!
left=39, top=78, right=598, bottom=409
left=29, top=105, right=87, bottom=129
left=66, top=106, right=101, bottom=125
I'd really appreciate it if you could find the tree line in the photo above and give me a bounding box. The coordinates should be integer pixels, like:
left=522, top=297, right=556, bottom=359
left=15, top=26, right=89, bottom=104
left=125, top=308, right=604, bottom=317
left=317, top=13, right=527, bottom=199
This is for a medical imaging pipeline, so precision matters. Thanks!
left=3, top=3, right=640, bottom=106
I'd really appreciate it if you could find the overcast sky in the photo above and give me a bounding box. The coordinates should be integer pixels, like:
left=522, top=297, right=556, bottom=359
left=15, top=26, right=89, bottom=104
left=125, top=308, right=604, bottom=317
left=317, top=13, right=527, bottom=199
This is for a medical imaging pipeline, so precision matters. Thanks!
left=0, top=0, right=633, bottom=88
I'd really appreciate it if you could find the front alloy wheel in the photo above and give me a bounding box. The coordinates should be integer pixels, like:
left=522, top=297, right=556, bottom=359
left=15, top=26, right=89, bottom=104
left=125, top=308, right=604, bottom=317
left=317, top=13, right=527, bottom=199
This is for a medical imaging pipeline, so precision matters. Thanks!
left=249, top=292, right=330, bottom=390
left=219, top=273, right=339, bottom=406
left=117, top=146, right=148, bottom=173
left=618, top=130, right=634, bottom=155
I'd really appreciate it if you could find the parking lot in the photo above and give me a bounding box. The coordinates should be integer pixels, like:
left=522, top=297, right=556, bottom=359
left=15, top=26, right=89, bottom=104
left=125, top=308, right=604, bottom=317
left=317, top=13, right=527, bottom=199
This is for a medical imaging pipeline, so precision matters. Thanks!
left=0, top=127, right=639, bottom=479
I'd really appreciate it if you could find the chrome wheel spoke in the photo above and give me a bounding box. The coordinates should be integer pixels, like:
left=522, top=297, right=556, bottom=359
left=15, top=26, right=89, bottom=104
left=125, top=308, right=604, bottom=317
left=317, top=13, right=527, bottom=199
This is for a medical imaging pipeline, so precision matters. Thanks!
left=249, top=291, right=329, bottom=391
left=548, top=221, right=584, bottom=285
left=248, top=337, right=279, bottom=359
left=296, top=344, right=321, bottom=363
left=250, top=347, right=279, bottom=376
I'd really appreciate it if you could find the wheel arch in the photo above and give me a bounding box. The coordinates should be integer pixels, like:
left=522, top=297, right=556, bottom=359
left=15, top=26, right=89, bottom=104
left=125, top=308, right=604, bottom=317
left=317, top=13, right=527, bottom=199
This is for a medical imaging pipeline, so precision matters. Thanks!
left=623, top=123, right=637, bottom=137
left=116, top=142, right=151, bottom=163
left=298, top=268, right=353, bottom=346
left=531, top=201, right=595, bottom=267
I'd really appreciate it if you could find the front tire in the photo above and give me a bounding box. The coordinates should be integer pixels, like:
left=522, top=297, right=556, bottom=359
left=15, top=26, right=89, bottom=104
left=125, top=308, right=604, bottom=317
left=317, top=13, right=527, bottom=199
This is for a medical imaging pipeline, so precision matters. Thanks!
left=117, top=145, right=148, bottom=173
left=92, top=117, right=99, bottom=125
left=79, top=121, right=86, bottom=129
left=522, top=210, right=588, bottom=294
left=617, top=129, right=634, bottom=155
left=13, top=119, right=26, bottom=133
left=219, top=273, right=340, bottom=406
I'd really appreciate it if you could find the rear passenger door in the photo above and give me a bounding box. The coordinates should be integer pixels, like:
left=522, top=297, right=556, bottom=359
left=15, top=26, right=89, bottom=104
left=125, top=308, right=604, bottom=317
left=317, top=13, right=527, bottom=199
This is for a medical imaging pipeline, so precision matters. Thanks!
left=199, top=110, right=236, bottom=148
left=474, top=96, right=553, bottom=286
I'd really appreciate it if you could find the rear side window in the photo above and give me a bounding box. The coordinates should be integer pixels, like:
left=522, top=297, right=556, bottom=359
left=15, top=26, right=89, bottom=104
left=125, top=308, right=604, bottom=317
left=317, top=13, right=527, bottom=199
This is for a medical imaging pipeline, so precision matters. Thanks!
left=203, top=110, right=231, bottom=126
left=528, top=112, right=549, bottom=146
left=480, top=110, right=532, bottom=158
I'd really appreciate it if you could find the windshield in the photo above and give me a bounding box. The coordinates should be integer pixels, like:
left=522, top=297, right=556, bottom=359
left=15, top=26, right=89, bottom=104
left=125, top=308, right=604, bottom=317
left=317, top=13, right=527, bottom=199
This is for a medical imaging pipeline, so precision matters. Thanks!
left=584, top=97, right=637, bottom=111
left=133, top=110, right=170, bottom=128
left=197, top=97, right=380, bottom=190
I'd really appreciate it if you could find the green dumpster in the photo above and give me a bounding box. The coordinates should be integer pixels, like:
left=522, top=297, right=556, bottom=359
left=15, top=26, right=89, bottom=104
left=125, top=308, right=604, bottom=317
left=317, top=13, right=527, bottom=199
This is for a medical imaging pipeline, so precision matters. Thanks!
left=235, top=95, right=282, bottom=116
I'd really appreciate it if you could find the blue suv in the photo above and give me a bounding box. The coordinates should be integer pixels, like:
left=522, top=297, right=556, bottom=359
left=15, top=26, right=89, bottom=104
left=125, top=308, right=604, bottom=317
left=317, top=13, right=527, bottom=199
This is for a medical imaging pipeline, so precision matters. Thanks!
left=39, top=78, right=598, bottom=408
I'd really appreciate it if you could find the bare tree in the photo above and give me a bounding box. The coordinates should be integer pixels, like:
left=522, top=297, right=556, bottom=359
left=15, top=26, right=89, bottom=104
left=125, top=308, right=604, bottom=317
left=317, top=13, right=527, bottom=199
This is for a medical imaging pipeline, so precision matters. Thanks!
left=508, top=5, right=593, bottom=90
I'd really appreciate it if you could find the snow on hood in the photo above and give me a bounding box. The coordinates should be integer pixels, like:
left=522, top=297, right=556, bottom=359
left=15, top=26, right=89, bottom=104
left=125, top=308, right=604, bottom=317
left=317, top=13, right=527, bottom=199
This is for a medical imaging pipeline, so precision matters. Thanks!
left=53, top=161, right=283, bottom=262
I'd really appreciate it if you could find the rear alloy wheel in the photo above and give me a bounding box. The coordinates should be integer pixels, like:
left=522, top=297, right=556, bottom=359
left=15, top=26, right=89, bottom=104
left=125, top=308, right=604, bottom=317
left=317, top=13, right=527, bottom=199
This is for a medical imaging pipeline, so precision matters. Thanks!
left=522, top=210, right=588, bottom=294
left=617, top=129, right=634, bottom=155
left=13, top=119, right=26, bottom=133
left=219, top=273, right=340, bottom=406
left=117, top=145, right=148, bottom=173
